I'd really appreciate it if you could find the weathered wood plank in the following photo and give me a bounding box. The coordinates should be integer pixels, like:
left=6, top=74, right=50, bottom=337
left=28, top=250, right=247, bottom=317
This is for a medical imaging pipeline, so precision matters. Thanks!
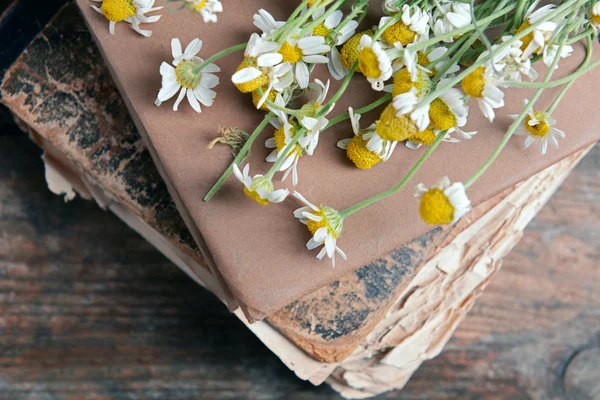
left=1, top=134, right=597, bottom=399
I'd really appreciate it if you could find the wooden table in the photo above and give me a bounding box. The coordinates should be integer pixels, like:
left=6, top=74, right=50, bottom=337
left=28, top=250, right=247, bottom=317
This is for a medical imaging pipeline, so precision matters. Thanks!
left=1, top=129, right=598, bottom=399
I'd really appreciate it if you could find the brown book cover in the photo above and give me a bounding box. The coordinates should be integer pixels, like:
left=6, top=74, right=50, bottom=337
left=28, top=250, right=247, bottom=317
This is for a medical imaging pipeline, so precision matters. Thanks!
left=0, top=4, right=451, bottom=367
left=2, top=6, right=593, bottom=396
left=68, top=0, right=600, bottom=321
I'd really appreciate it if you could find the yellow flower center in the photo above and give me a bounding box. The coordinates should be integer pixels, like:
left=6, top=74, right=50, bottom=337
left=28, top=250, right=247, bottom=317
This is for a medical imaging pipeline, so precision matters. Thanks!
left=376, top=103, right=419, bottom=142
left=428, top=98, right=457, bottom=131
left=382, top=21, right=417, bottom=46
left=516, top=21, right=535, bottom=53
left=524, top=113, right=551, bottom=137
left=234, top=58, right=269, bottom=93
left=193, top=0, right=207, bottom=10
left=101, top=0, right=136, bottom=22
left=244, top=187, right=270, bottom=206
left=174, top=60, right=202, bottom=89
left=419, top=188, right=455, bottom=225
left=592, top=14, right=600, bottom=25
left=274, top=125, right=304, bottom=157
left=346, top=135, right=381, bottom=169
left=312, top=23, right=332, bottom=38
left=417, top=51, right=437, bottom=76
left=392, top=69, right=415, bottom=96
left=243, top=176, right=275, bottom=206
left=340, top=30, right=373, bottom=72
left=461, top=66, right=486, bottom=98
left=306, top=208, right=339, bottom=239
left=410, top=128, right=437, bottom=146
left=251, top=85, right=276, bottom=111
left=392, top=68, right=431, bottom=97
left=279, top=41, right=303, bottom=64
left=358, top=47, right=382, bottom=79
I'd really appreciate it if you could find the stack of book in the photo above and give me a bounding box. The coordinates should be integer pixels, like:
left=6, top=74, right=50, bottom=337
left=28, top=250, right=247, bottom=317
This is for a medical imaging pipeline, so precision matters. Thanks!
left=1, top=4, right=595, bottom=398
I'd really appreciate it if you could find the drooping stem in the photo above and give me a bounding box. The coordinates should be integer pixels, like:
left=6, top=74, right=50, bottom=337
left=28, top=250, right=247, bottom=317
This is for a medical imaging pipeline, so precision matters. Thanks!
left=325, top=93, right=392, bottom=129
left=340, top=131, right=448, bottom=219
left=547, top=35, right=593, bottom=115
left=192, top=43, right=247, bottom=74
left=264, top=61, right=359, bottom=179
left=464, top=5, right=584, bottom=190
left=204, top=112, right=274, bottom=202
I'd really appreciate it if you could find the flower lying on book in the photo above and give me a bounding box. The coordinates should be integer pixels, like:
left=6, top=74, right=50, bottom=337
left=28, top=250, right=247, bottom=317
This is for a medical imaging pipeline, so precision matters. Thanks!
left=511, top=100, right=565, bottom=155
left=293, top=192, right=346, bottom=267
left=183, top=0, right=223, bottom=23
left=415, top=177, right=472, bottom=225
left=337, top=107, right=397, bottom=169
left=90, top=0, right=162, bottom=36
left=233, top=163, right=289, bottom=205
left=155, top=38, right=220, bottom=112
left=187, top=0, right=599, bottom=266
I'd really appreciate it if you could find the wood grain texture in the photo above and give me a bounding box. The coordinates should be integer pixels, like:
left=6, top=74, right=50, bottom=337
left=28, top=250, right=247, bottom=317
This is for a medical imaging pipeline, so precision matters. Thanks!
left=1, top=134, right=597, bottom=399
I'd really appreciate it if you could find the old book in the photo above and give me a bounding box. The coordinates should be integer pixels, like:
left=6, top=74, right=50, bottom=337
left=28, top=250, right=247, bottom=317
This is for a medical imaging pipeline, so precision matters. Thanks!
left=1, top=4, right=593, bottom=398
left=75, top=0, right=600, bottom=323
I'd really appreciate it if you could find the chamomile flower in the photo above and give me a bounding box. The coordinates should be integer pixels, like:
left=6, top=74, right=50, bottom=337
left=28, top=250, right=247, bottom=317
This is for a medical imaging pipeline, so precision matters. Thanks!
left=415, top=177, right=472, bottom=225
left=339, top=29, right=374, bottom=72
left=497, top=36, right=538, bottom=82
left=590, top=2, right=600, bottom=34
left=510, top=99, right=565, bottom=155
left=253, top=8, right=285, bottom=35
left=90, top=0, right=162, bottom=37
left=375, top=102, right=420, bottom=142
left=296, top=79, right=333, bottom=155
left=155, top=38, right=220, bottom=112
left=310, top=10, right=359, bottom=80
left=252, top=62, right=294, bottom=110
left=461, top=62, right=505, bottom=123
left=515, top=1, right=559, bottom=60
left=232, top=163, right=289, bottom=205
left=337, top=107, right=397, bottom=169
left=394, top=45, right=460, bottom=77
left=428, top=85, right=471, bottom=134
left=293, top=192, right=346, bottom=267
left=432, top=1, right=472, bottom=42
left=278, top=35, right=331, bottom=89
left=405, top=128, right=471, bottom=150
left=379, top=5, right=430, bottom=47
left=184, top=0, right=222, bottom=23
left=232, top=33, right=283, bottom=94
left=357, top=35, right=393, bottom=91
left=387, top=63, right=432, bottom=132
left=265, top=104, right=304, bottom=185
left=543, top=44, right=573, bottom=69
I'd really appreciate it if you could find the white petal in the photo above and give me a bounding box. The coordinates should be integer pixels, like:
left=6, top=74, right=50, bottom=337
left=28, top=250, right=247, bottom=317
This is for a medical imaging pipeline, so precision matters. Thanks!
left=187, top=89, right=201, bottom=113
left=173, top=88, right=186, bottom=111
left=171, top=38, right=183, bottom=60
left=184, top=38, right=203, bottom=58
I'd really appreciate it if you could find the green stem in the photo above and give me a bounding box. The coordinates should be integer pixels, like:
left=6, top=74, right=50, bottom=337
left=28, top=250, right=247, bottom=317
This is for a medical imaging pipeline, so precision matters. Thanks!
left=325, top=93, right=392, bottom=129
left=265, top=98, right=302, bottom=117
left=298, top=0, right=347, bottom=37
left=340, top=130, right=448, bottom=218
left=193, top=43, right=246, bottom=74
left=266, top=0, right=312, bottom=41
left=416, top=0, right=578, bottom=110
left=204, top=113, right=274, bottom=202
left=464, top=6, right=583, bottom=190
left=547, top=35, right=593, bottom=115
left=410, top=3, right=517, bottom=53
left=265, top=61, right=359, bottom=178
